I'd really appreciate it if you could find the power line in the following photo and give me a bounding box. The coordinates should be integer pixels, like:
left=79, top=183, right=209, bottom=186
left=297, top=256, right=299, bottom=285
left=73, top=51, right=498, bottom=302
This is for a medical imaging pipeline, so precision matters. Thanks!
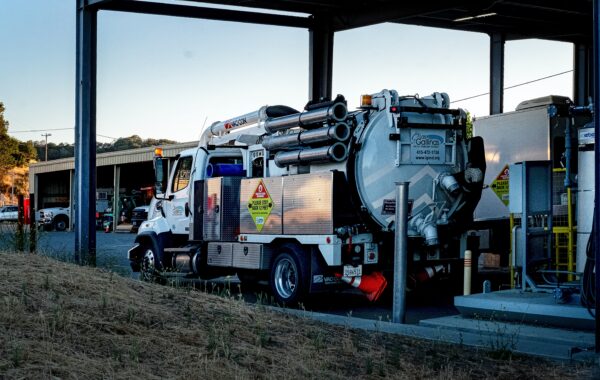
left=10, top=127, right=117, bottom=141
left=452, top=69, right=574, bottom=104
left=98, top=134, right=118, bottom=141
left=9, top=127, right=73, bottom=133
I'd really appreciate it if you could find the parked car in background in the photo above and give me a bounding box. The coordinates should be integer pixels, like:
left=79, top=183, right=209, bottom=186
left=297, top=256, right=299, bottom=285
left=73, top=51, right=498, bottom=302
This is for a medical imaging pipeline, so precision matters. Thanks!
left=0, top=205, right=18, bottom=222
left=130, top=205, right=150, bottom=232
left=38, top=207, right=70, bottom=231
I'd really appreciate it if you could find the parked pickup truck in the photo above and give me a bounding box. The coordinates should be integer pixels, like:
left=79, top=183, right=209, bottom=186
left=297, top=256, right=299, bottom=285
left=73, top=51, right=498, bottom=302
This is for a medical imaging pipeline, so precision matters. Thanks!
left=130, top=205, right=150, bottom=233
left=38, top=207, right=70, bottom=231
left=0, top=205, right=18, bottom=222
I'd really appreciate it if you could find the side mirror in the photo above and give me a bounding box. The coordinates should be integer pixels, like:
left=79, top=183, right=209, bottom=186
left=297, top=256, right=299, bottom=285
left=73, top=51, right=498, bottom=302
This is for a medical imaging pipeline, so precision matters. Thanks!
left=156, top=200, right=165, bottom=218
left=153, top=157, right=169, bottom=198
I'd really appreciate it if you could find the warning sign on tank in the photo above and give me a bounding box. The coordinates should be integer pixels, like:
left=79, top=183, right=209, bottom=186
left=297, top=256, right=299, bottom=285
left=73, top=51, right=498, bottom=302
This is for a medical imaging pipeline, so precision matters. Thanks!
left=490, top=164, right=509, bottom=206
left=248, top=180, right=273, bottom=232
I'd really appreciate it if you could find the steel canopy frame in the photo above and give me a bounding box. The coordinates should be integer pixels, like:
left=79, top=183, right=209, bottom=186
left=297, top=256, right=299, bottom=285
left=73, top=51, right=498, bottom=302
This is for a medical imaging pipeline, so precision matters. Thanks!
left=593, top=0, right=600, bottom=354
left=74, top=0, right=325, bottom=265
left=75, top=0, right=98, bottom=265
left=75, top=0, right=600, bottom=351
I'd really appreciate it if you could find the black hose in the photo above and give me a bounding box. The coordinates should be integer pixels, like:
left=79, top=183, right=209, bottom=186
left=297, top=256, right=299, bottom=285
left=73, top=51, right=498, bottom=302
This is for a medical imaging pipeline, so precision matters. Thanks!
left=581, top=204, right=596, bottom=318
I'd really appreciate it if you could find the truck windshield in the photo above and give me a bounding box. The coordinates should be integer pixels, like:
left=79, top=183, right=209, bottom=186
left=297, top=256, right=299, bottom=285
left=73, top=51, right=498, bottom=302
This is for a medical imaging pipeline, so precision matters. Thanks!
left=171, top=156, right=193, bottom=193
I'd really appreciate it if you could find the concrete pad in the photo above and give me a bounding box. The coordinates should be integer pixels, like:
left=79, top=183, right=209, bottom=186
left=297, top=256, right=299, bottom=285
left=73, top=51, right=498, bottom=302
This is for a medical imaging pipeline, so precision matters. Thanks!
left=455, top=290, right=594, bottom=330
left=273, top=307, right=597, bottom=361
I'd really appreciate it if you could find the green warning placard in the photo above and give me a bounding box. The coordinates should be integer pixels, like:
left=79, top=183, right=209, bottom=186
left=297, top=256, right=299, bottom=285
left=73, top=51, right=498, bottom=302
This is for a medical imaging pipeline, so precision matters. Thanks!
left=490, top=164, right=509, bottom=206
left=247, top=180, right=273, bottom=232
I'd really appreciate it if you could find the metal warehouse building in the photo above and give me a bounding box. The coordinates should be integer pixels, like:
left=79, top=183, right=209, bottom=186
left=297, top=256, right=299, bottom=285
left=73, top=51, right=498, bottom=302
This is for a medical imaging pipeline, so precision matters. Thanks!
left=29, top=141, right=196, bottom=230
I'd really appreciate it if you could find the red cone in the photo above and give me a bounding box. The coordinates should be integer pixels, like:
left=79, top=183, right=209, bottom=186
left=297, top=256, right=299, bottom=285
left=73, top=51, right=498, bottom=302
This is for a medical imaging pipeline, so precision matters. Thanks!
left=335, top=271, right=388, bottom=302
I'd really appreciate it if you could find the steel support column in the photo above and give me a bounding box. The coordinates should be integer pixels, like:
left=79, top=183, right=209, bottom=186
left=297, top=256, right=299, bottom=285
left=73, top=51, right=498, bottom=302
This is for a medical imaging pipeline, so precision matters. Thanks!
left=392, top=182, right=410, bottom=324
left=593, top=0, right=600, bottom=354
left=69, top=169, right=74, bottom=231
left=113, top=165, right=120, bottom=232
left=574, top=43, right=591, bottom=106
left=75, top=0, right=97, bottom=266
left=309, top=15, right=334, bottom=102
left=490, top=33, right=505, bottom=115
left=33, top=174, right=39, bottom=211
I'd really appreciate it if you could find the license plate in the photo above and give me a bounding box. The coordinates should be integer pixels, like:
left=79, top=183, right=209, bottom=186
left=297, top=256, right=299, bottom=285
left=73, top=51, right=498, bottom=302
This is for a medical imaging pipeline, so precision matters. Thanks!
left=343, top=265, right=362, bottom=277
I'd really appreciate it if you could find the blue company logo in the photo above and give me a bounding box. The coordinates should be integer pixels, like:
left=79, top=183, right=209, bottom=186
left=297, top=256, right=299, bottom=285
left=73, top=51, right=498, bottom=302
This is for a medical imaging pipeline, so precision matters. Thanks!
left=581, top=131, right=595, bottom=139
left=412, top=133, right=444, bottom=146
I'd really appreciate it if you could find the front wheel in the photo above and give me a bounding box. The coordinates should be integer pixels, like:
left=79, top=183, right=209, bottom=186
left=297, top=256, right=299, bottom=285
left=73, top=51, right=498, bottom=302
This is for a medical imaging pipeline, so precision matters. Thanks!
left=139, top=242, right=165, bottom=284
left=53, top=216, right=69, bottom=231
left=269, top=244, right=309, bottom=305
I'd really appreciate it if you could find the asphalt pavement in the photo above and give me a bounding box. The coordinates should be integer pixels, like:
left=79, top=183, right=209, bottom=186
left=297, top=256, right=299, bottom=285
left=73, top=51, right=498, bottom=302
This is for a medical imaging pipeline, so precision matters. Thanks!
left=36, top=230, right=137, bottom=276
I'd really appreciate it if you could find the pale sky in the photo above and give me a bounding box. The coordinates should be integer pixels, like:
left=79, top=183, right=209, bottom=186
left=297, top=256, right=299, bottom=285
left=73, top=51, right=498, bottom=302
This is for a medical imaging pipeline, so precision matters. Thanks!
left=1, top=0, right=574, bottom=145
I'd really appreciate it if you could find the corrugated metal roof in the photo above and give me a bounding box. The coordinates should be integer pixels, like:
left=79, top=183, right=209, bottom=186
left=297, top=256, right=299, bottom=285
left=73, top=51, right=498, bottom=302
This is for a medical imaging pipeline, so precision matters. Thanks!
left=29, top=141, right=198, bottom=176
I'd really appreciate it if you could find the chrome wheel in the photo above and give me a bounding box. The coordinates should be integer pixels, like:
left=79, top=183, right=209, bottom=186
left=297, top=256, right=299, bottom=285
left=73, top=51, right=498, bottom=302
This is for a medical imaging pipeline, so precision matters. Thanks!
left=54, top=218, right=68, bottom=231
left=273, top=256, right=298, bottom=300
left=141, top=248, right=159, bottom=282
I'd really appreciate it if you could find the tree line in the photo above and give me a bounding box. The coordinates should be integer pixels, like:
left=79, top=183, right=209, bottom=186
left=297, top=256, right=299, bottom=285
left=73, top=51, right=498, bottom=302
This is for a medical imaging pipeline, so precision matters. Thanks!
left=1, top=102, right=180, bottom=166
left=0, top=102, right=36, bottom=172
left=1, top=101, right=180, bottom=200
left=35, top=135, right=179, bottom=161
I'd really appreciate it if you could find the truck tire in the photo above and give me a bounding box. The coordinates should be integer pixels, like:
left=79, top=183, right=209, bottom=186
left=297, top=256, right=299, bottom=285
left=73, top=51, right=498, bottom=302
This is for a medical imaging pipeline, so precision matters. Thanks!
left=269, top=244, right=309, bottom=305
left=139, top=241, right=165, bottom=284
left=53, top=216, right=69, bottom=232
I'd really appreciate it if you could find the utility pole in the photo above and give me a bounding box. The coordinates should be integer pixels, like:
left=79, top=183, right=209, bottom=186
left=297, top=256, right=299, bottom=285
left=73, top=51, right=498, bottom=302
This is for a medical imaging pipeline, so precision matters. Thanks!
left=41, top=133, right=52, bottom=161
left=10, top=172, right=15, bottom=204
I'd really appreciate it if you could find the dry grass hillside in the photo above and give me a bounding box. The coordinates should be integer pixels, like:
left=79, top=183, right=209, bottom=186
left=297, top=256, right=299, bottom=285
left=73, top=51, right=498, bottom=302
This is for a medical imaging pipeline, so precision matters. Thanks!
left=0, top=251, right=594, bottom=379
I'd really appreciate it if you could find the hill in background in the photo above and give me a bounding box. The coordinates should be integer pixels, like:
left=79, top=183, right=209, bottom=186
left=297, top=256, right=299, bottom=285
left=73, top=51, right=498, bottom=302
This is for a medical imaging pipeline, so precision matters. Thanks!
left=1, top=101, right=179, bottom=203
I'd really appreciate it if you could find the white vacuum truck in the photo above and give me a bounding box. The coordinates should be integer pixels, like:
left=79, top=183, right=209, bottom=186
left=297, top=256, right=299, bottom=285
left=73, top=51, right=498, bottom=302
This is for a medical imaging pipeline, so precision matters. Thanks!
left=128, top=89, right=485, bottom=304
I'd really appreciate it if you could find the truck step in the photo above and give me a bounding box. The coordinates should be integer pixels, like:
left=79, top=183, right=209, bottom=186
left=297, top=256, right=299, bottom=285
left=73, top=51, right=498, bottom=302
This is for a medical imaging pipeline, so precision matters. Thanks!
left=164, top=247, right=198, bottom=254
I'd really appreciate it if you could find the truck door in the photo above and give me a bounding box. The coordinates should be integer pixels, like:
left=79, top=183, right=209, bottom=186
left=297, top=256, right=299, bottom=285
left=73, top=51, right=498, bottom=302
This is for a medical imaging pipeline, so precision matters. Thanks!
left=164, top=154, right=193, bottom=234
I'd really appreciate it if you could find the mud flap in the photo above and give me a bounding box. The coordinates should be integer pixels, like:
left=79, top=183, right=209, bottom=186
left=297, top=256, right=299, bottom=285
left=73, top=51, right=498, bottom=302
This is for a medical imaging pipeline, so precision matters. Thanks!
left=309, top=247, right=344, bottom=293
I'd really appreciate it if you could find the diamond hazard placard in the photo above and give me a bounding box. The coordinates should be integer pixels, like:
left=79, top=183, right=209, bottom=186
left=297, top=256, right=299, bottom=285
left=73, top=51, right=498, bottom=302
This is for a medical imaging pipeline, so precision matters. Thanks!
left=248, top=180, right=273, bottom=232
left=490, top=164, right=509, bottom=206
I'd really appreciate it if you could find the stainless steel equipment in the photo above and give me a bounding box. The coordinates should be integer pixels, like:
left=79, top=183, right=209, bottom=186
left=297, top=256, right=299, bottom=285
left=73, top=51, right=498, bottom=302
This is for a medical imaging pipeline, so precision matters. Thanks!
left=264, top=101, right=347, bottom=133
left=261, top=123, right=350, bottom=150
left=207, top=242, right=234, bottom=267
left=472, top=96, right=583, bottom=221
left=232, top=243, right=274, bottom=270
left=203, top=177, right=241, bottom=241
left=577, top=125, right=595, bottom=272
left=274, top=142, right=348, bottom=167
